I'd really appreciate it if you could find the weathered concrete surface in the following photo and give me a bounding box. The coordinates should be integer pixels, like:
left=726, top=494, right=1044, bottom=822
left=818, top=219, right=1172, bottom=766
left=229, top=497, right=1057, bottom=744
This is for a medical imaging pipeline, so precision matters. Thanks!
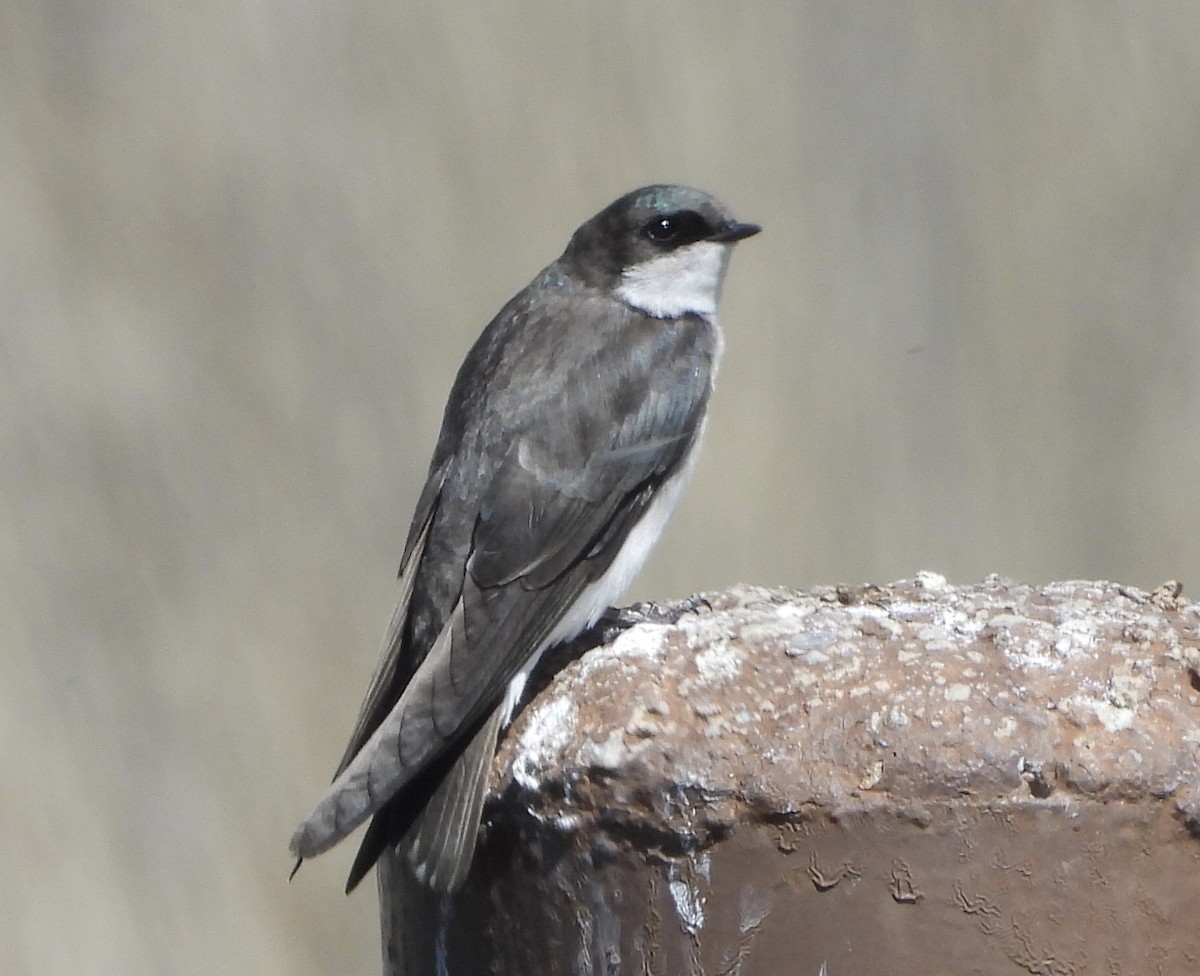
left=380, top=575, right=1200, bottom=975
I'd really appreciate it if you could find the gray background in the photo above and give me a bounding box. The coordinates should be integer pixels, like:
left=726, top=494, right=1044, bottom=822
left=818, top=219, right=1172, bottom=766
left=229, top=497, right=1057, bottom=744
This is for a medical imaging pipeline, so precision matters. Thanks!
left=4, top=3, right=1198, bottom=973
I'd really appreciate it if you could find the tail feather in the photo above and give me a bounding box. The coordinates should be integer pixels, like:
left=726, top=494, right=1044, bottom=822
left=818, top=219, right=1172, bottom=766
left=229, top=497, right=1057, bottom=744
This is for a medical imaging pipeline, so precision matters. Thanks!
left=405, top=706, right=504, bottom=892
left=340, top=704, right=502, bottom=894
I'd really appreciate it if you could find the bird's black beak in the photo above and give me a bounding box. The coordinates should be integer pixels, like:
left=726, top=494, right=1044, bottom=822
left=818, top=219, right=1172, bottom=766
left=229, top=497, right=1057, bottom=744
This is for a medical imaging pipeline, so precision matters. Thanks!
left=709, top=220, right=762, bottom=243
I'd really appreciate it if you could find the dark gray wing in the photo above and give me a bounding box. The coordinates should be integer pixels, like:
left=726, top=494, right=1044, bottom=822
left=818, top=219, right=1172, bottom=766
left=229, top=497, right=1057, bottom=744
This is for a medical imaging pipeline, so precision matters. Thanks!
left=330, top=459, right=449, bottom=780
left=290, top=291, right=717, bottom=873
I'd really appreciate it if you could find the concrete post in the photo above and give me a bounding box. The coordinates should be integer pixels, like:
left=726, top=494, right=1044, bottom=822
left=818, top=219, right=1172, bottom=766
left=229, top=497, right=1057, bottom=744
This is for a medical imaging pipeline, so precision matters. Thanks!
left=380, top=576, right=1200, bottom=974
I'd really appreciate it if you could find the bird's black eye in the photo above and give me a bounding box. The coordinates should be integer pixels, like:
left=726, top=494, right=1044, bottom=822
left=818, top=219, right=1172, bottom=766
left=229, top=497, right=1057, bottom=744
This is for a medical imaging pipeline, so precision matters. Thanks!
left=644, top=216, right=680, bottom=242
left=641, top=210, right=710, bottom=247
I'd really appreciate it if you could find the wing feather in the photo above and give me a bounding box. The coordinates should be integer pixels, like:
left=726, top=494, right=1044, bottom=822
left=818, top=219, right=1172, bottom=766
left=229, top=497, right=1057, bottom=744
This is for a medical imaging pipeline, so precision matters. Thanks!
left=331, top=459, right=449, bottom=778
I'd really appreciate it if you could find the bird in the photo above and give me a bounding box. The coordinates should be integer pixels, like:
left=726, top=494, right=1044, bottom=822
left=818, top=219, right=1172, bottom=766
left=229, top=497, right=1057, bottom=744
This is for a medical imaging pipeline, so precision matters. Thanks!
left=289, top=184, right=759, bottom=894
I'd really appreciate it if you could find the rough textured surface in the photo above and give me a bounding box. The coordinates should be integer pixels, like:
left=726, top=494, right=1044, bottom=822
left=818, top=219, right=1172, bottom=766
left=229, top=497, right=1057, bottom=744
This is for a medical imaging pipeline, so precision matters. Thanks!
left=380, top=576, right=1200, bottom=975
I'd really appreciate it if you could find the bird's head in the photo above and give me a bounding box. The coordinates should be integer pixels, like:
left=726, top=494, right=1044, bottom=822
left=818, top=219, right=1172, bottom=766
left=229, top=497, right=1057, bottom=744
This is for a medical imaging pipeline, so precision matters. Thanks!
left=562, top=184, right=760, bottom=320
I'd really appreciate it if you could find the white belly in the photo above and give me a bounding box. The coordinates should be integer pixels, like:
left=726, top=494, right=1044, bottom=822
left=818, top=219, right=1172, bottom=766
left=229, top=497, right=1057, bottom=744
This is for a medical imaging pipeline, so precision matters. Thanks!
left=500, top=434, right=705, bottom=724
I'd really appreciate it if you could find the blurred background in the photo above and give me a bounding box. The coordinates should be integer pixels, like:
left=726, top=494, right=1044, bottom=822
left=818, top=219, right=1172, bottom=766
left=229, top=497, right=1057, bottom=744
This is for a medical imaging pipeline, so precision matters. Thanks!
left=4, top=2, right=1199, bottom=973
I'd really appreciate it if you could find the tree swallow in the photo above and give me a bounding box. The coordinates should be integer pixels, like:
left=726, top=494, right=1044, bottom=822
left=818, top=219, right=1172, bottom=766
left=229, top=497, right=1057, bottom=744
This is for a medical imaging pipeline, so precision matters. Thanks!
left=290, top=184, right=759, bottom=893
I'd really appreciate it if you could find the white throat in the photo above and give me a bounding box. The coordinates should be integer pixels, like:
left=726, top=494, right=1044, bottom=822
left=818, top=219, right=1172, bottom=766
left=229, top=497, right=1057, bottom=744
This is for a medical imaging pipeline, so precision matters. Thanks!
left=616, top=241, right=729, bottom=320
